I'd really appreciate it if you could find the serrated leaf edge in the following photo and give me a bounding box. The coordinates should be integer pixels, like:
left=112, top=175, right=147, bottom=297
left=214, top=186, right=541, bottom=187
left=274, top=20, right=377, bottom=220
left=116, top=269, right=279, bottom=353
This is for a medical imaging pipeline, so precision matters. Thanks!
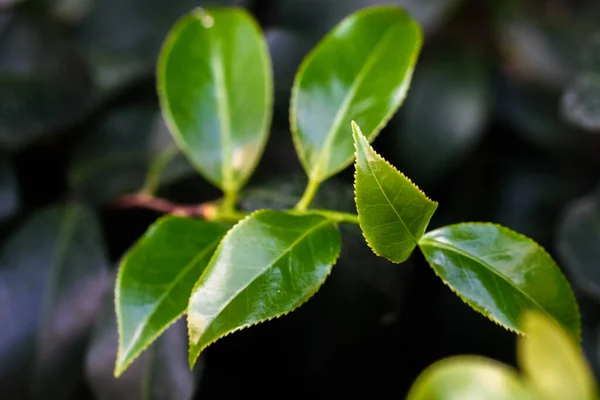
left=114, top=216, right=224, bottom=377
left=352, top=121, right=437, bottom=263
left=419, top=221, right=581, bottom=341
left=289, top=6, right=422, bottom=182
left=186, top=209, right=342, bottom=368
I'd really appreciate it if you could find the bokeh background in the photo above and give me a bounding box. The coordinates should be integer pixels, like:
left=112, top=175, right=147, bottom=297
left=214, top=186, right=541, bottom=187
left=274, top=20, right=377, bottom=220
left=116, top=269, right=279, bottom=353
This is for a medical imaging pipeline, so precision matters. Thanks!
left=0, top=0, right=599, bottom=399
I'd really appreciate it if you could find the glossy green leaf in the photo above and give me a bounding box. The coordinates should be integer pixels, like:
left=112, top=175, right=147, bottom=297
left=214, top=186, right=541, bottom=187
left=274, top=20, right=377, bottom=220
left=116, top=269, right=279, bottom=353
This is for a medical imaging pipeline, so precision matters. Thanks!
left=407, top=356, right=539, bottom=400
left=556, top=195, right=600, bottom=300
left=115, top=217, right=228, bottom=376
left=87, top=281, right=199, bottom=400
left=158, top=7, right=273, bottom=192
left=0, top=204, right=109, bottom=399
left=76, top=0, right=238, bottom=94
left=519, top=311, right=596, bottom=400
left=187, top=209, right=341, bottom=366
left=418, top=223, right=580, bottom=338
left=291, top=6, right=422, bottom=183
left=68, top=107, right=194, bottom=205
left=353, top=122, right=437, bottom=263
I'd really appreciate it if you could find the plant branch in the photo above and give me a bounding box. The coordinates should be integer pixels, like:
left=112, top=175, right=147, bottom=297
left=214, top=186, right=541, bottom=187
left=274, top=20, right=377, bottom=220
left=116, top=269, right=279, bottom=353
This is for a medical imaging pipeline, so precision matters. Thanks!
left=114, top=193, right=215, bottom=218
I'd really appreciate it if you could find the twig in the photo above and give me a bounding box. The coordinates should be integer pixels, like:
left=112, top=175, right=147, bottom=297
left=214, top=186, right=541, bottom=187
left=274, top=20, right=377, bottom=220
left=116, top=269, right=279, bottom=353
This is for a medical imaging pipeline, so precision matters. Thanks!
left=114, top=193, right=215, bottom=218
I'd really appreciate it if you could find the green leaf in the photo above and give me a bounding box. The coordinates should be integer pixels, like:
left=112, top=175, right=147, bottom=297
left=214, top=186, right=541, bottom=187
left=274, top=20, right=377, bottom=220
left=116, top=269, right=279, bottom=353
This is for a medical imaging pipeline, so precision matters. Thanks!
left=187, top=209, right=341, bottom=366
left=407, top=356, right=539, bottom=400
left=0, top=204, right=109, bottom=399
left=519, top=310, right=596, bottom=400
left=291, top=6, right=422, bottom=183
left=68, top=107, right=194, bottom=205
left=87, top=279, right=199, bottom=400
left=418, top=223, right=581, bottom=338
left=158, top=7, right=273, bottom=193
left=556, top=195, right=600, bottom=300
left=352, top=122, right=437, bottom=263
left=115, top=217, right=228, bottom=377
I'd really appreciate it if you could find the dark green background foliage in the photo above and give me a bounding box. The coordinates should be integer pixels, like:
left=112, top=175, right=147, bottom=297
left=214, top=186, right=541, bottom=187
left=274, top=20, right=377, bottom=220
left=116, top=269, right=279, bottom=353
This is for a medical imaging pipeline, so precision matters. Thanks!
left=0, top=0, right=598, bottom=399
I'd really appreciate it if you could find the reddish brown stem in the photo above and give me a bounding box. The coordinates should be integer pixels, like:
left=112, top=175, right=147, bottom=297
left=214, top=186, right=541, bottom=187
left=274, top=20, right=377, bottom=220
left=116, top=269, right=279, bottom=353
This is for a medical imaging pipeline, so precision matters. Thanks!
left=113, top=193, right=213, bottom=218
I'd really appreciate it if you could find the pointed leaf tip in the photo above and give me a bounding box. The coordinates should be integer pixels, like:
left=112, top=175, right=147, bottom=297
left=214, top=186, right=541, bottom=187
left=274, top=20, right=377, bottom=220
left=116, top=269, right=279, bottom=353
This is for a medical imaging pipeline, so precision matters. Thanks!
left=419, top=223, right=580, bottom=339
left=292, top=6, right=422, bottom=182
left=187, top=210, right=341, bottom=365
left=115, top=217, right=228, bottom=376
left=353, top=121, right=437, bottom=263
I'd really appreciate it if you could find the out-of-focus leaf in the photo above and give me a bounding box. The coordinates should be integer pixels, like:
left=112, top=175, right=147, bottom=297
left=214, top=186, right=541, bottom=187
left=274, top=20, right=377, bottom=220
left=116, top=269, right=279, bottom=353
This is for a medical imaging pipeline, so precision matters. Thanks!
left=407, top=356, right=538, bottom=400
left=0, top=157, right=18, bottom=220
left=492, top=1, right=600, bottom=88
left=115, top=217, right=228, bottom=376
left=519, top=311, right=596, bottom=400
left=76, top=0, right=242, bottom=94
left=556, top=194, right=600, bottom=301
left=419, top=223, right=581, bottom=338
left=395, top=45, right=491, bottom=183
left=274, top=0, right=461, bottom=38
left=188, top=210, right=341, bottom=367
left=0, top=14, right=93, bottom=150
left=158, top=7, right=272, bottom=193
left=0, top=204, right=109, bottom=399
left=86, top=280, right=199, bottom=400
left=291, top=6, right=422, bottom=183
left=498, top=80, right=600, bottom=155
left=353, top=122, right=437, bottom=263
left=68, top=107, right=194, bottom=205
left=561, top=74, right=600, bottom=132
left=493, top=160, right=581, bottom=245
left=0, top=0, right=25, bottom=10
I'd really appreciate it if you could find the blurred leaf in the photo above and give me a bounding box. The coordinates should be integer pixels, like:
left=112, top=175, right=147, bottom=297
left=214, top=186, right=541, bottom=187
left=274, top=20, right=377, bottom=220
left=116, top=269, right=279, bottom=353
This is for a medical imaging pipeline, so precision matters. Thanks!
left=0, top=13, right=93, bottom=150
left=407, top=356, right=538, bottom=400
left=77, top=0, right=242, bottom=94
left=273, top=0, right=461, bottom=38
left=556, top=194, right=600, bottom=301
left=0, top=204, right=109, bottom=399
left=68, top=106, right=194, bottom=205
left=115, top=217, right=228, bottom=376
left=561, top=74, right=600, bottom=132
left=498, top=80, right=600, bottom=155
left=419, top=223, right=581, bottom=338
left=0, top=0, right=25, bottom=10
left=519, top=311, right=596, bottom=400
left=395, top=45, right=491, bottom=183
left=0, top=157, right=18, bottom=220
left=353, top=122, right=437, bottom=263
left=492, top=1, right=600, bottom=88
left=291, top=6, right=422, bottom=183
left=188, top=210, right=341, bottom=367
left=158, top=7, right=273, bottom=193
left=87, top=285, right=198, bottom=400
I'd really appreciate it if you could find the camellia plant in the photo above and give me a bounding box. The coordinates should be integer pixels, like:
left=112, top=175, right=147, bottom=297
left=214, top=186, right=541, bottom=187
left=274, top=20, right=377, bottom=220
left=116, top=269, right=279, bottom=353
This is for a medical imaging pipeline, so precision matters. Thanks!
left=113, top=4, right=582, bottom=391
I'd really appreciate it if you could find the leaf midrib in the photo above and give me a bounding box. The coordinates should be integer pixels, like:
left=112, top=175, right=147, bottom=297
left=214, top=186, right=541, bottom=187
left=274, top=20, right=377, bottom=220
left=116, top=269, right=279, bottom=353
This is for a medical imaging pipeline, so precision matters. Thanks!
left=194, top=218, right=330, bottom=338
left=310, top=25, right=398, bottom=181
left=361, top=138, right=418, bottom=245
left=210, top=36, right=234, bottom=191
left=419, top=238, right=557, bottom=324
left=121, top=235, right=223, bottom=360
